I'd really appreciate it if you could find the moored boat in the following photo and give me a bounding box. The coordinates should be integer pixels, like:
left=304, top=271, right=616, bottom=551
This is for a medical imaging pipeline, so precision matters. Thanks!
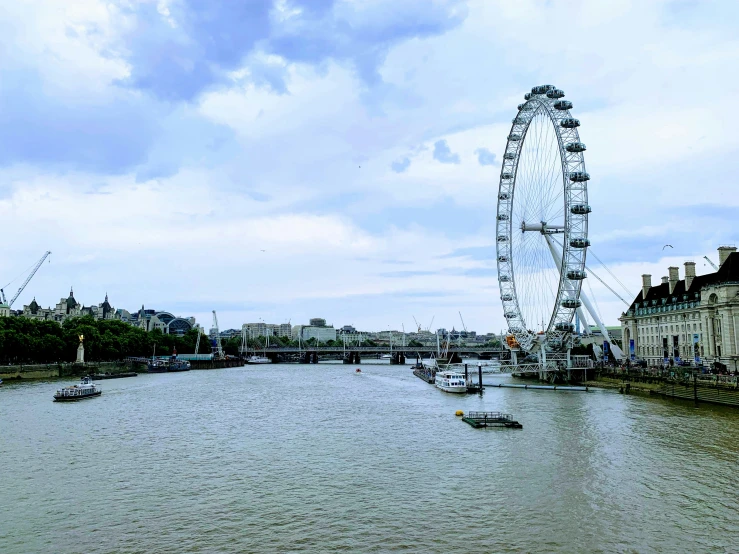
left=246, top=355, right=271, bottom=364
left=434, top=370, right=467, bottom=393
left=53, top=376, right=101, bottom=402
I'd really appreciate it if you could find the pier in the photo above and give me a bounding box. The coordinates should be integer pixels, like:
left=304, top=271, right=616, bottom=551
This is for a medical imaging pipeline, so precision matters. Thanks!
left=462, top=412, right=522, bottom=429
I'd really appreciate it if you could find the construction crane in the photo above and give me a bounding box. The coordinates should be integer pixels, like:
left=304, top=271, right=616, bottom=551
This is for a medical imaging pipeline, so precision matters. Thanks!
left=194, top=326, right=202, bottom=354
left=1, top=251, right=51, bottom=307
left=412, top=316, right=422, bottom=333
left=704, top=256, right=719, bottom=271
left=458, top=311, right=468, bottom=333
left=212, top=310, right=224, bottom=359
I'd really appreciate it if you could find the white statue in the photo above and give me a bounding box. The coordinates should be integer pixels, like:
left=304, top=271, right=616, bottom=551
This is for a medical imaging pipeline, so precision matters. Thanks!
left=76, top=334, right=85, bottom=364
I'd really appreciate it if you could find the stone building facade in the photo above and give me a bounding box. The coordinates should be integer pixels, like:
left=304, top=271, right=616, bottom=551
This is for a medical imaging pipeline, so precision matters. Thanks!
left=19, top=289, right=118, bottom=324
left=620, top=247, right=739, bottom=370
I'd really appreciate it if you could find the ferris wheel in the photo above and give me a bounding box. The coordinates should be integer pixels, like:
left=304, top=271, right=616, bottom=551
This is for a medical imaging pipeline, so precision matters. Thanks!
left=496, top=85, right=592, bottom=353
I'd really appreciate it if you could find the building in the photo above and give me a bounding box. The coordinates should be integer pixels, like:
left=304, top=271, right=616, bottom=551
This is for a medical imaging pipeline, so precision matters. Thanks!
left=300, top=325, right=337, bottom=342
left=310, top=318, right=327, bottom=327
left=219, top=328, right=242, bottom=340
left=19, top=288, right=89, bottom=323
left=133, top=305, right=195, bottom=335
left=620, top=246, right=739, bottom=369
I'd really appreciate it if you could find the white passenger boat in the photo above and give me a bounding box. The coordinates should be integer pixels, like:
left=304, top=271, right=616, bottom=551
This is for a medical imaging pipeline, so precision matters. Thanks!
left=53, top=376, right=101, bottom=402
left=434, top=370, right=467, bottom=393
left=246, top=355, right=271, bottom=364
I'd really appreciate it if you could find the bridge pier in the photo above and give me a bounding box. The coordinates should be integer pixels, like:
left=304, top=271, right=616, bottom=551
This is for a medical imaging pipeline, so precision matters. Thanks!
left=343, top=352, right=361, bottom=364
left=390, top=352, right=406, bottom=365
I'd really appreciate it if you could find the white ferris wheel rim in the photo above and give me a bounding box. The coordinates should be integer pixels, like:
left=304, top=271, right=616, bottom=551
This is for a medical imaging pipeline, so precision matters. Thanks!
left=495, top=85, right=590, bottom=352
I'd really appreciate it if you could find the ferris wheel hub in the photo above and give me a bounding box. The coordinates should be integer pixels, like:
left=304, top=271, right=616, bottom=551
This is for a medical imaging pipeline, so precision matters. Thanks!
left=520, top=221, right=565, bottom=234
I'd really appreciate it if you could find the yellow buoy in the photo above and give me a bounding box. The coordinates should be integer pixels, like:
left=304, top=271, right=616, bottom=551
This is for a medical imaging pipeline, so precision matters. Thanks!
left=455, top=410, right=464, bottom=417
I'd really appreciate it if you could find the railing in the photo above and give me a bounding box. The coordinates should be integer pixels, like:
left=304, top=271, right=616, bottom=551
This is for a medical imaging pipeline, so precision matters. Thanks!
left=466, top=412, right=514, bottom=422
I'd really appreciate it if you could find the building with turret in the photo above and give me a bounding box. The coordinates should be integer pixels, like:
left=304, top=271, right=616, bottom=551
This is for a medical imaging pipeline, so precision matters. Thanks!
left=20, top=289, right=118, bottom=323
left=620, top=246, right=739, bottom=370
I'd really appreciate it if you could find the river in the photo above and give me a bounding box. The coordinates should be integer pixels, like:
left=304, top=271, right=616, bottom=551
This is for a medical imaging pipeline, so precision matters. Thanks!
left=1, top=363, right=738, bottom=553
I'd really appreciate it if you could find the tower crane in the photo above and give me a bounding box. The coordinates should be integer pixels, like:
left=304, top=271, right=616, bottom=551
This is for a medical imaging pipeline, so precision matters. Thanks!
left=412, top=316, right=422, bottom=333
left=212, top=310, right=224, bottom=359
left=1, top=251, right=52, bottom=307
left=704, top=256, right=719, bottom=271
left=458, top=311, right=468, bottom=334
left=194, top=326, right=202, bottom=355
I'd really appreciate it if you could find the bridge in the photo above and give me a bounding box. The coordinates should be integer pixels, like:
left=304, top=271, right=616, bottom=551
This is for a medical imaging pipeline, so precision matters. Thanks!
left=240, top=345, right=506, bottom=364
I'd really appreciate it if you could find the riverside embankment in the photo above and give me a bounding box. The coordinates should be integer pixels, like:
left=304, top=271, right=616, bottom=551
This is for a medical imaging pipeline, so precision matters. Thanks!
left=0, top=361, right=132, bottom=380
left=585, top=370, right=739, bottom=407
left=1, top=358, right=245, bottom=380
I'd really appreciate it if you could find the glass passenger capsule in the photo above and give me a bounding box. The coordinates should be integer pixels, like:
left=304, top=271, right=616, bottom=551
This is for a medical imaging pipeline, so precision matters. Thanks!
left=570, top=204, right=592, bottom=214
left=567, top=269, right=587, bottom=280
left=504, top=152, right=516, bottom=160
left=561, top=298, right=582, bottom=309
left=546, top=88, right=565, bottom=99
left=524, top=93, right=532, bottom=100
left=565, top=142, right=586, bottom=152
left=554, top=100, right=573, bottom=111
left=560, top=118, right=580, bottom=128
left=504, top=312, right=517, bottom=319
left=555, top=322, right=575, bottom=332
left=498, top=255, right=509, bottom=263
left=569, top=237, right=591, bottom=248
left=508, top=133, right=522, bottom=142
left=499, top=193, right=510, bottom=200
left=499, top=275, right=510, bottom=282
left=501, top=294, right=513, bottom=301
left=532, top=85, right=554, bottom=95
left=569, top=172, right=590, bottom=182
left=497, top=214, right=509, bottom=221
left=501, top=172, right=513, bottom=180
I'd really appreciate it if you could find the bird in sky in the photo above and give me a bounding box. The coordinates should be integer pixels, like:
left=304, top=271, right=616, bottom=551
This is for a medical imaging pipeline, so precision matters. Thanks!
left=662, top=244, right=673, bottom=250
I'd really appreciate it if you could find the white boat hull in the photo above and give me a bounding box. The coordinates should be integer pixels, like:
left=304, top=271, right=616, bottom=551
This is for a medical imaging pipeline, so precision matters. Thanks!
left=434, top=384, right=467, bottom=394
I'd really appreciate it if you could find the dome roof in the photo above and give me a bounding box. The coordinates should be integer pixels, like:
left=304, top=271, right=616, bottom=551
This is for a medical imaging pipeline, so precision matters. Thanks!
left=66, top=288, right=77, bottom=312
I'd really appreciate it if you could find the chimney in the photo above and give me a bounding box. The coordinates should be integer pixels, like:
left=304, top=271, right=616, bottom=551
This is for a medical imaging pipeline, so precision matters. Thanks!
left=684, top=261, right=696, bottom=290
left=661, top=276, right=668, bottom=284
left=718, top=246, right=737, bottom=267
left=668, top=266, right=679, bottom=294
left=641, top=274, right=651, bottom=299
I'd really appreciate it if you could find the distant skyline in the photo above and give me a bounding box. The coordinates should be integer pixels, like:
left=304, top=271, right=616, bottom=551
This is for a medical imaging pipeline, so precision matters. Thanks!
left=1, top=0, right=738, bottom=333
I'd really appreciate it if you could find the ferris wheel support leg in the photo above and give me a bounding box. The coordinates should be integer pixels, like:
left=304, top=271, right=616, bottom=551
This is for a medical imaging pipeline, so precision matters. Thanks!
left=578, top=287, right=624, bottom=361
left=543, top=234, right=622, bottom=360
left=576, top=307, right=592, bottom=336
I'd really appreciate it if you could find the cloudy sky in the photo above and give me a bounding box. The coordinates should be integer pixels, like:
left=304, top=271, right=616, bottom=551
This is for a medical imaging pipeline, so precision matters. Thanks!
left=1, top=0, right=737, bottom=334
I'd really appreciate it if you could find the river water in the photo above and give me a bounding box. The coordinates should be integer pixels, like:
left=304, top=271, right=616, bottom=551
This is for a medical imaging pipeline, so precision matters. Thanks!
left=1, top=363, right=738, bottom=553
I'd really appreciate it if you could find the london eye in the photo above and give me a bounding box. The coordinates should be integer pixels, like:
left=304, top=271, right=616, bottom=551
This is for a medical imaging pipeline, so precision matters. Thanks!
left=496, top=85, right=592, bottom=354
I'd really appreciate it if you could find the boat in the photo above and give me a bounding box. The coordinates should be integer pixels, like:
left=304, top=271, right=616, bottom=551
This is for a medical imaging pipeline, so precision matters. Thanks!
left=434, top=370, right=468, bottom=393
left=53, top=376, right=101, bottom=402
left=246, top=355, right=271, bottom=364
left=91, top=372, right=138, bottom=380
left=167, top=359, right=191, bottom=372
left=147, top=359, right=169, bottom=373
left=355, top=368, right=362, bottom=373
left=380, top=354, right=392, bottom=359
